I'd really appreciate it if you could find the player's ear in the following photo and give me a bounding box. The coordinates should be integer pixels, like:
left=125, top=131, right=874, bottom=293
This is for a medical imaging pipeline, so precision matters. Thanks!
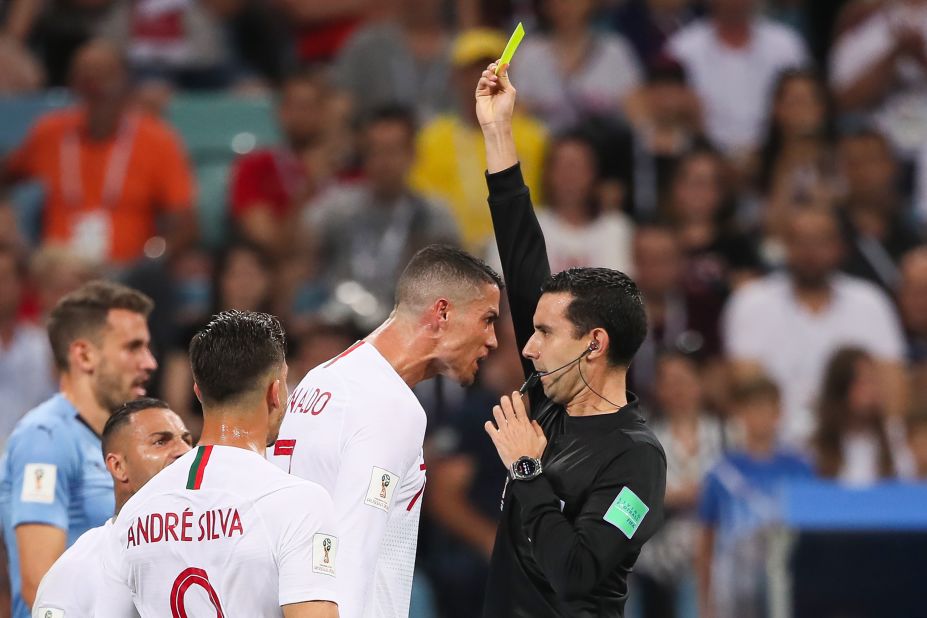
left=428, top=298, right=450, bottom=331
left=193, top=383, right=204, bottom=404
left=268, top=378, right=283, bottom=413
left=70, top=338, right=96, bottom=373
left=106, top=452, right=129, bottom=484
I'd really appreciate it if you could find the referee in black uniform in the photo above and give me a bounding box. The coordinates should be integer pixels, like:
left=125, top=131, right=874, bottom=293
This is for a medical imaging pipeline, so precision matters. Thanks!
left=476, top=62, right=667, bottom=617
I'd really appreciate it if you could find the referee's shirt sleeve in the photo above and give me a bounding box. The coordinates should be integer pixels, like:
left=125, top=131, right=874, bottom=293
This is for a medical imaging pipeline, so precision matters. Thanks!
left=509, top=443, right=666, bottom=601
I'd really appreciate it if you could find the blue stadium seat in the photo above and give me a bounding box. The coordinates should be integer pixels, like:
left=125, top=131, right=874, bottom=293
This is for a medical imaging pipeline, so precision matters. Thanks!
left=194, top=162, right=233, bottom=248
left=0, top=91, right=71, bottom=153
left=167, top=94, right=279, bottom=167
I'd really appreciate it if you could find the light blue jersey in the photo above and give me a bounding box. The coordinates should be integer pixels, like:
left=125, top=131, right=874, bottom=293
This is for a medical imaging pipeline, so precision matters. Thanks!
left=0, top=394, right=114, bottom=618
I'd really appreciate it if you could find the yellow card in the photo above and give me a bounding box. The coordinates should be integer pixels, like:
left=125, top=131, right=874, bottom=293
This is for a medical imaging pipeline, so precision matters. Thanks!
left=496, top=22, right=525, bottom=74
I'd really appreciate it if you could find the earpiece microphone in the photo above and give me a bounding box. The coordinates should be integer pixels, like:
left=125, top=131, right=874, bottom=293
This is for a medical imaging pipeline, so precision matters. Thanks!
left=519, top=342, right=598, bottom=394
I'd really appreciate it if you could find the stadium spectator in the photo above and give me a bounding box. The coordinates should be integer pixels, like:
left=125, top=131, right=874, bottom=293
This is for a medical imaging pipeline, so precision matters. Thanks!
left=635, top=351, right=724, bottom=618
left=0, top=245, right=55, bottom=446
left=306, top=106, right=459, bottom=324
left=276, top=0, right=375, bottom=63
left=630, top=224, right=721, bottom=406
left=229, top=70, right=334, bottom=259
left=666, top=0, right=808, bottom=159
left=623, top=59, right=703, bottom=220
left=1, top=0, right=113, bottom=86
left=511, top=0, right=642, bottom=132
left=905, top=408, right=927, bottom=480
left=333, top=0, right=453, bottom=122
left=723, top=206, right=907, bottom=447
left=161, top=240, right=273, bottom=438
left=410, top=28, right=548, bottom=252
left=97, top=0, right=240, bottom=90
left=755, top=69, right=837, bottom=239
left=27, top=245, right=96, bottom=320
left=811, top=347, right=903, bottom=485
left=836, top=129, right=923, bottom=294
left=608, top=0, right=704, bottom=67
left=0, top=280, right=156, bottom=618
left=1, top=40, right=197, bottom=266
left=696, top=376, right=812, bottom=618
left=0, top=37, right=43, bottom=94
left=664, top=147, right=764, bottom=340
left=829, top=0, right=927, bottom=157
left=899, top=247, right=927, bottom=408
left=489, top=132, right=634, bottom=275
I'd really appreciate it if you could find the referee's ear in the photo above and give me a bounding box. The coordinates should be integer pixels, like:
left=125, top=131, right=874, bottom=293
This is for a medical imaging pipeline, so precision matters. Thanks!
left=586, top=329, right=608, bottom=361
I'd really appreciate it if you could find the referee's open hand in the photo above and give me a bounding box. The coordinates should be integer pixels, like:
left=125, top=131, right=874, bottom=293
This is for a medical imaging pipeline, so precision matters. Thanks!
left=485, top=391, right=548, bottom=469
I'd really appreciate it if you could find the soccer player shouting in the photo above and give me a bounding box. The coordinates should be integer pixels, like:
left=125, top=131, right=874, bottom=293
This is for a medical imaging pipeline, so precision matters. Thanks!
left=272, top=245, right=501, bottom=618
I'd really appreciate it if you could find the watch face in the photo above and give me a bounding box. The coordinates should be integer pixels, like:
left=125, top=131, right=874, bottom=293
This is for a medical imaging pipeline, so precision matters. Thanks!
left=515, top=457, right=537, bottom=478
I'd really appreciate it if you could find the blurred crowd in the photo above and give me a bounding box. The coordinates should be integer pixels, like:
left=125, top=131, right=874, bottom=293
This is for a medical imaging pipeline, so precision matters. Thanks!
left=1, top=0, right=927, bottom=616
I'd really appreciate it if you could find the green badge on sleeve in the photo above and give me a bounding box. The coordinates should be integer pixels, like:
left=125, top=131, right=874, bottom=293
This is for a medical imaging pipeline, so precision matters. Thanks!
left=603, top=486, right=649, bottom=539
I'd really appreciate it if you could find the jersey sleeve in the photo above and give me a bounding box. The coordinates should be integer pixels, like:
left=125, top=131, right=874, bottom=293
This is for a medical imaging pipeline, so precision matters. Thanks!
left=485, top=163, right=552, bottom=381
left=93, top=522, right=137, bottom=618
left=259, top=482, right=340, bottom=607
left=508, top=443, right=666, bottom=601
left=7, top=422, right=79, bottom=531
left=330, top=407, right=420, bottom=616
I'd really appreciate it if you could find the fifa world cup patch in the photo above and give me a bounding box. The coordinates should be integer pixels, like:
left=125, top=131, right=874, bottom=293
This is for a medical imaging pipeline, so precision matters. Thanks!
left=312, top=533, right=338, bottom=576
left=603, top=486, right=649, bottom=539
left=36, top=608, right=65, bottom=618
left=21, top=464, right=57, bottom=504
left=365, top=466, right=399, bottom=512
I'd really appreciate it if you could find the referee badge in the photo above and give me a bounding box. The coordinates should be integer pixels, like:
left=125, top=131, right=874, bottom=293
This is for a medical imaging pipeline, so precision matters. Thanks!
left=603, top=486, right=649, bottom=539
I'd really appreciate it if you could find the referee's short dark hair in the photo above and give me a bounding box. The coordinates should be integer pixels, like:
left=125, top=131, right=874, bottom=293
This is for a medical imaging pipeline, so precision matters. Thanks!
left=396, top=245, right=503, bottom=312
left=189, top=310, right=287, bottom=406
left=541, top=267, right=647, bottom=367
left=102, top=397, right=171, bottom=457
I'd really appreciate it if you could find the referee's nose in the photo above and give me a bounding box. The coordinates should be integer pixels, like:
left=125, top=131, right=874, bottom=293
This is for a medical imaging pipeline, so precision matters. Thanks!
left=522, top=334, right=540, bottom=361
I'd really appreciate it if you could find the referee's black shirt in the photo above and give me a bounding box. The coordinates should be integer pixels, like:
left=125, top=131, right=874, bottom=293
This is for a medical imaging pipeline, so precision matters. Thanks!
left=482, top=163, right=667, bottom=618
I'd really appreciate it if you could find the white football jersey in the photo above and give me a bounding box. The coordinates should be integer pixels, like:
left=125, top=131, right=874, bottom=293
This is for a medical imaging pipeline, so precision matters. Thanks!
left=270, top=341, right=427, bottom=618
left=96, top=445, right=339, bottom=617
left=33, top=520, right=140, bottom=618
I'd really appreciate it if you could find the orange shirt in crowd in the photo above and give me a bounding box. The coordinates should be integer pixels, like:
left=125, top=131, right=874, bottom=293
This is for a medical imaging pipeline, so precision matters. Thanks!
left=7, top=106, right=195, bottom=263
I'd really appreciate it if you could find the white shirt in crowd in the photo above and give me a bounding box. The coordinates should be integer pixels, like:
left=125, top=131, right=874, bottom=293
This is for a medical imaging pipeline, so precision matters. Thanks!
left=512, top=32, right=642, bottom=132
left=271, top=341, right=427, bottom=618
left=831, top=3, right=927, bottom=158
left=722, top=272, right=905, bottom=446
left=0, top=324, right=55, bottom=448
left=667, top=17, right=807, bottom=156
left=96, top=445, right=338, bottom=617
left=33, top=520, right=139, bottom=618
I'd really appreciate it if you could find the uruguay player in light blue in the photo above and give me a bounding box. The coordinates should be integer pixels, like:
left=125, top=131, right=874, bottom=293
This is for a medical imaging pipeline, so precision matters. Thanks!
left=0, top=280, right=157, bottom=618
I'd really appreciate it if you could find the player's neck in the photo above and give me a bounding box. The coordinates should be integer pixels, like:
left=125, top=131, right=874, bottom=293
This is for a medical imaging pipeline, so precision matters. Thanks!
left=197, top=413, right=269, bottom=456
left=365, top=319, right=435, bottom=388
left=59, top=373, right=111, bottom=436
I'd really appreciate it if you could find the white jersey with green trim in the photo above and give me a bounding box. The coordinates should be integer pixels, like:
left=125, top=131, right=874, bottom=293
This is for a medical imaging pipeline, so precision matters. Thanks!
left=95, top=445, right=339, bottom=617
left=270, top=340, right=428, bottom=618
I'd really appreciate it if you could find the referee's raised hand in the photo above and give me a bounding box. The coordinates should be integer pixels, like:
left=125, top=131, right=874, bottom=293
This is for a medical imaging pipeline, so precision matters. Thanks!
left=475, top=62, right=516, bottom=131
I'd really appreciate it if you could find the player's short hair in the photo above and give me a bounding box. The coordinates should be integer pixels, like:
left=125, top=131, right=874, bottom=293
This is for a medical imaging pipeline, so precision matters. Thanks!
left=730, top=375, right=781, bottom=408
left=189, top=310, right=287, bottom=406
left=102, top=397, right=171, bottom=457
left=47, top=280, right=154, bottom=371
left=541, top=267, right=647, bottom=367
left=395, top=245, right=503, bottom=312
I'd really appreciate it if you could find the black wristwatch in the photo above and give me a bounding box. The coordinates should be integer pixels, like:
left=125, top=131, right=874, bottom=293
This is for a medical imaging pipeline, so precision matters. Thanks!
left=510, top=456, right=543, bottom=481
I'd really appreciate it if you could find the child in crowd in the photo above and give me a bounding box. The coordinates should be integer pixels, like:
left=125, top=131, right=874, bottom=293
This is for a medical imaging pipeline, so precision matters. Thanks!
left=696, top=376, right=813, bottom=618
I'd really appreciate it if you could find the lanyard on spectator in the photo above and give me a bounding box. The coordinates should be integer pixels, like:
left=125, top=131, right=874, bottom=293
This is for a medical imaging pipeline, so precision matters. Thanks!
left=59, top=113, right=139, bottom=211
